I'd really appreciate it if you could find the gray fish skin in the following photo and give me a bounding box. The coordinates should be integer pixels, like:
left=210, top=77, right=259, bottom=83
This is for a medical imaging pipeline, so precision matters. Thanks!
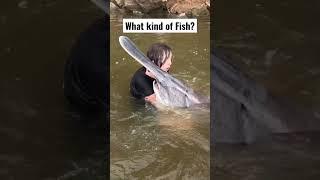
left=212, top=50, right=320, bottom=144
left=119, top=36, right=210, bottom=108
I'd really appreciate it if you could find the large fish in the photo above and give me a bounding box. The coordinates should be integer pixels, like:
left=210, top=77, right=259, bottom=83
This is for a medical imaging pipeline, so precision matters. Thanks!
left=212, top=50, right=320, bottom=143
left=119, top=36, right=210, bottom=108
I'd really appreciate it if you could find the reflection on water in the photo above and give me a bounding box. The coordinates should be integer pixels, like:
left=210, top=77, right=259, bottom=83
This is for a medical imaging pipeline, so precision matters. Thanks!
left=110, top=16, right=210, bottom=179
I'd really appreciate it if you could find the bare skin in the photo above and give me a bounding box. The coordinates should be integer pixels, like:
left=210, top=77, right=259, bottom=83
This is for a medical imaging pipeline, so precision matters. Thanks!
left=144, top=52, right=173, bottom=104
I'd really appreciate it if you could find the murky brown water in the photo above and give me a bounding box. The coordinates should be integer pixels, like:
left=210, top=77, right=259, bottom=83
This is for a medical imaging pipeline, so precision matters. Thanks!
left=213, top=0, right=320, bottom=179
left=110, top=15, right=210, bottom=179
left=214, top=0, right=320, bottom=109
left=0, top=1, right=107, bottom=179
left=2, top=0, right=320, bottom=179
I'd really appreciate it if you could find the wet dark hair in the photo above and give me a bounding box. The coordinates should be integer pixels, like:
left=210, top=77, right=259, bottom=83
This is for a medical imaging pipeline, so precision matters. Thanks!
left=147, top=43, right=172, bottom=68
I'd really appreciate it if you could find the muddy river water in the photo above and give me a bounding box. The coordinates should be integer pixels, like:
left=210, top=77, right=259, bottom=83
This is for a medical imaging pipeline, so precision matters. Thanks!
left=213, top=0, right=320, bottom=179
left=110, top=15, right=210, bottom=179
left=1, top=0, right=320, bottom=179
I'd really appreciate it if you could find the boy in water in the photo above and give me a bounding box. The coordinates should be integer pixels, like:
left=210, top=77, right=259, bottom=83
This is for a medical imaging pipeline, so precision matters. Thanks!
left=130, top=43, right=173, bottom=105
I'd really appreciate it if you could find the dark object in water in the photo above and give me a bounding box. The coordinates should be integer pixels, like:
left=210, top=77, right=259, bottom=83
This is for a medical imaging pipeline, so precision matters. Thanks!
left=63, top=15, right=109, bottom=113
left=211, top=49, right=320, bottom=144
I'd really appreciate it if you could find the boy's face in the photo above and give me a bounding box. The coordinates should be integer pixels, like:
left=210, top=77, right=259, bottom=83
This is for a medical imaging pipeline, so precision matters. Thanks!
left=160, top=52, right=172, bottom=72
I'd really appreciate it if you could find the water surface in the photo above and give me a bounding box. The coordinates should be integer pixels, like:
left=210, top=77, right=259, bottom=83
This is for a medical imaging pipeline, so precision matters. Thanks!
left=0, top=1, right=107, bottom=179
left=213, top=0, right=320, bottom=179
left=110, top=15, right=210, bottom=179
